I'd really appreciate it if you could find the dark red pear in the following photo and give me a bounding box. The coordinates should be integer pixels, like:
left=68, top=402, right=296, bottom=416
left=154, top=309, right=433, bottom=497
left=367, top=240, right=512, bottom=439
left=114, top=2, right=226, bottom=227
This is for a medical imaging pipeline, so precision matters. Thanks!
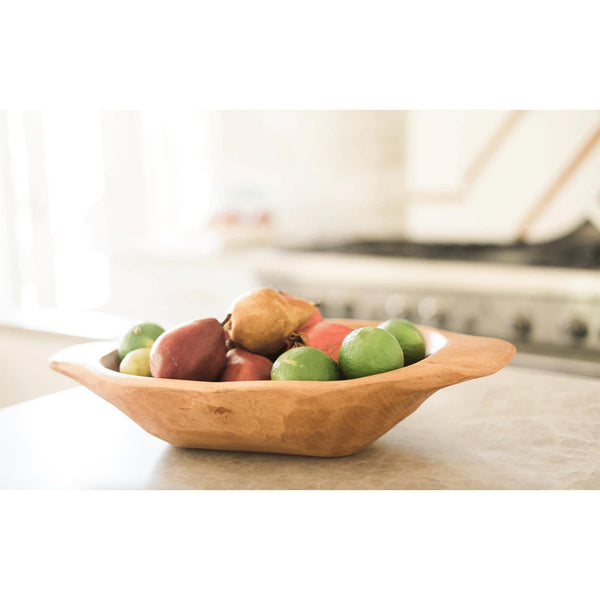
left=150, top=318, right=227, bottom=381
left=219, top=348, right=273, bottom=382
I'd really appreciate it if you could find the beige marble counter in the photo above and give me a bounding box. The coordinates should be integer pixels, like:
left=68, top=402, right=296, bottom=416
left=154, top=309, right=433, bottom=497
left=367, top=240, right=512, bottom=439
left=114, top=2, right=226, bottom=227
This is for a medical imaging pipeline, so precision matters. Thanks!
left=1, top=365, right=599, bottom=489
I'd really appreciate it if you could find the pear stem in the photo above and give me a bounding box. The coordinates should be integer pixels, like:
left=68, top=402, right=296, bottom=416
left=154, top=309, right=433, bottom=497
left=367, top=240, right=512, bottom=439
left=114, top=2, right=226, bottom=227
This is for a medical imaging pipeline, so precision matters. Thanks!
left=287, top=332, right=305, bottom=349
left=221, top=313, right=232, bottom=328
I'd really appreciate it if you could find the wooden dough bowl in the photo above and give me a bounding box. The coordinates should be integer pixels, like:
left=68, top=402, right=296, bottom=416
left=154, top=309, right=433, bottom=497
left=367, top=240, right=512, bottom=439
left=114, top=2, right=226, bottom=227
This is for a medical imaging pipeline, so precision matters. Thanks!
left=49, top=320, right=516, bottom=457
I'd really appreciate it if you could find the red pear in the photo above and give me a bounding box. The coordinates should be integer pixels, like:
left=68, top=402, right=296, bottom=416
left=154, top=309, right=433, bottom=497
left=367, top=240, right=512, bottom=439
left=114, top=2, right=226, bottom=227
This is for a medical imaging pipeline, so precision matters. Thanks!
left=219, top=348, right=273, bottom=382
left=300, top=321, right=354, bottom=362
left=150, top=318, right=227, bottom=381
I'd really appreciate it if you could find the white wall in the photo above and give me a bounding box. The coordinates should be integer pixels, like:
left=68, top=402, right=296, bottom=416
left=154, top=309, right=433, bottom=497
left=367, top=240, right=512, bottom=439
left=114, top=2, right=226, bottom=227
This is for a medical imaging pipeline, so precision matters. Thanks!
left=213, top=110, right=407, bottom=244
left=102, top=251, right=261, bottom=328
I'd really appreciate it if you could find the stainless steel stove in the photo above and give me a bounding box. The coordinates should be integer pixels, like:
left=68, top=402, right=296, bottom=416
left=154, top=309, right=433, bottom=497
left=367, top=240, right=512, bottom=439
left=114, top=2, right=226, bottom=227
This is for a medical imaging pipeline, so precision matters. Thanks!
left=254, top=221, right=600, bottom=377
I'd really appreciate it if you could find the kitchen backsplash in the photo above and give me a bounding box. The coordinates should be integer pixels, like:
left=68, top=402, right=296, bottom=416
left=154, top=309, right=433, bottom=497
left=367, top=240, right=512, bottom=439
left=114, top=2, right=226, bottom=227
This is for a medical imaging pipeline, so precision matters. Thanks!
left=209, top=110, right=600, bottom=246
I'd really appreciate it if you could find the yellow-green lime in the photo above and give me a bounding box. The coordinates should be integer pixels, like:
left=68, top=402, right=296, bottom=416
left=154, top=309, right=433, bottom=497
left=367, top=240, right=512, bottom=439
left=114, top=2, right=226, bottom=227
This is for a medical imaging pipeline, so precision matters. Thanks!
left=118, top=322, right=165, bottom=359
left=378, top=319, right=426, bottom=365
left=119, top=347, right=152, bottom=377
left=271, top=347, right=340, bottom=381
left=338, top=327, right=403, bottom=379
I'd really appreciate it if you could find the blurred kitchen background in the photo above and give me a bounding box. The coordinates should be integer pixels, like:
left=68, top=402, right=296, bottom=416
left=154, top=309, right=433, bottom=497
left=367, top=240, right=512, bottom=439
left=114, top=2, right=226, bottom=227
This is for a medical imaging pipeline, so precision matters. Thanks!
left=2, top=110, right=600, bottom=406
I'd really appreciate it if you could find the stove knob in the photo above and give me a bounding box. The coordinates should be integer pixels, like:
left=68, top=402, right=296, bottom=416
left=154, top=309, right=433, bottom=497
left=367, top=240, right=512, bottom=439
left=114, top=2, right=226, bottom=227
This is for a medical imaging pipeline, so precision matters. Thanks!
left=342, top=302, right=355, bottom=319
left=418, top=297, right=447, bottom=328
left=463, top=316, right=478, bottom=335
left=510, top=314, right=532, bottom=340
left=564, top=318, right=588, bottom=341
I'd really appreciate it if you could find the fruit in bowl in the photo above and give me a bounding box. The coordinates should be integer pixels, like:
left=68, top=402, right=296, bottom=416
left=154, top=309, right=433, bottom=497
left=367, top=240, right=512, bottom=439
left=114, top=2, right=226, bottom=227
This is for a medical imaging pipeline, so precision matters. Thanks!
left=338, top=327, right=404, bottom=379
left=299, top=321, right=354, bottom=362
left=271, top=346, right=340, bottom=382
left=114, top=289, right=437, bottom=384
left=378, top=318, right=426, bottom=365
left=118, top=322, right=164, bottom=360
left=226, top=288, right=315, bottom=356
left=219, top=348, right=273, bottom=382
left=149, top=318, right=227, bottom=381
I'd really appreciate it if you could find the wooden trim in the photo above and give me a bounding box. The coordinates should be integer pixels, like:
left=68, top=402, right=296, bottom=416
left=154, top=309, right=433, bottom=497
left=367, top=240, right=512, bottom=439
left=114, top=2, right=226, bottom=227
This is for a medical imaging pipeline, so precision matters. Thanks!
left=515, top=123, right=600, bottom=242
left=407, top=111, right=525, bottom=204
left=462, top=110, right=525, bottom=185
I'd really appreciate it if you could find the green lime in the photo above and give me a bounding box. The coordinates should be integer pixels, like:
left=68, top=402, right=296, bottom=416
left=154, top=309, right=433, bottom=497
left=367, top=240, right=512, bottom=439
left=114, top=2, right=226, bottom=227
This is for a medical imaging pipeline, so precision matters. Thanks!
left=119, top=347, right=152, bottom=377
left=378, top=319, right=426, bottom=365
left=118, top=322, right=165, bottom=359
left=271, top=347, right=340, bottom=381
left=338, top=327, right=403, bottom=379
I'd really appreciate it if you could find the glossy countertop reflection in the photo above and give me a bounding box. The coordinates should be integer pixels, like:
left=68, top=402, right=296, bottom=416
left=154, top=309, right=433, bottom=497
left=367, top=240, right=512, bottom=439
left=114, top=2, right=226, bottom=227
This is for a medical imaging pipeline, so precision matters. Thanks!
left=1, top=365, right=599, bottom=490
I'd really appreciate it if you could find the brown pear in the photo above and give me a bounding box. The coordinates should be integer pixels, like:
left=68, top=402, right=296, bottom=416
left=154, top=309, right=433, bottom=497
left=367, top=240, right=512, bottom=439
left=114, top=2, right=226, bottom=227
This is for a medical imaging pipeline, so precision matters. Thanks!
left=281, top=292, right=324, bottom=332
left=229, top=288, right=315, bottom=355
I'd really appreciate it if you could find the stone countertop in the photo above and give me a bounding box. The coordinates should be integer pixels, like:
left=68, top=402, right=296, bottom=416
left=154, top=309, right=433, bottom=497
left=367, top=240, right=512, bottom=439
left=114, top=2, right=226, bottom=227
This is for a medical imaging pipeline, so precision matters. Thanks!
left=1, top=365, right=599, bottom=489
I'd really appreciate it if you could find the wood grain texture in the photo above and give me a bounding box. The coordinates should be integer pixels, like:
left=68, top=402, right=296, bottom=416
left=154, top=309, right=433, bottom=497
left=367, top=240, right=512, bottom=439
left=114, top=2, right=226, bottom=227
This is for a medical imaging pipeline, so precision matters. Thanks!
left=48, top=320, right=516, bottom=457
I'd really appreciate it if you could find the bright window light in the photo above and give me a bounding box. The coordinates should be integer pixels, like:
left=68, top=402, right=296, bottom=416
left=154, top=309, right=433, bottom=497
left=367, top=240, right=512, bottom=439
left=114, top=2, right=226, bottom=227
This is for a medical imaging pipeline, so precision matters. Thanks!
left=5, top=111, right=38, bottom=309
left=42, top=110, right=110, bottom=310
